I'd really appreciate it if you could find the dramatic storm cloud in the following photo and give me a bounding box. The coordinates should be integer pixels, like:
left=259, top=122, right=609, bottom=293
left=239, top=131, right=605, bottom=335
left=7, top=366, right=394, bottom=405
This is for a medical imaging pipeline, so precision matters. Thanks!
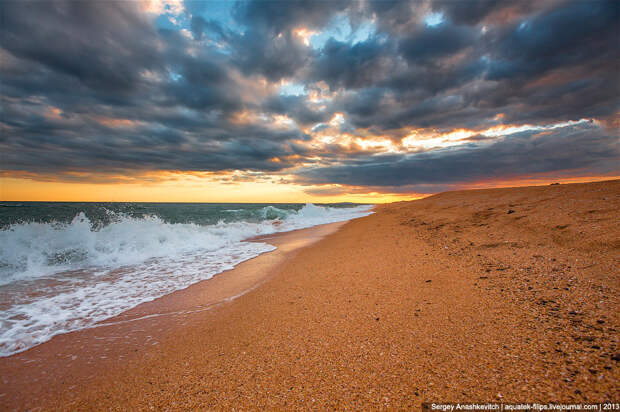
left=1, top=0, right=619, bottom=196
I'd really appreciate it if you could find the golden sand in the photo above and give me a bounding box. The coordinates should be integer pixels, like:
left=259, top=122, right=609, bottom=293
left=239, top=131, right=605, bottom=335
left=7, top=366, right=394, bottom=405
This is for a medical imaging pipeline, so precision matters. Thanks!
left=1, top=180, right=618, bottom=410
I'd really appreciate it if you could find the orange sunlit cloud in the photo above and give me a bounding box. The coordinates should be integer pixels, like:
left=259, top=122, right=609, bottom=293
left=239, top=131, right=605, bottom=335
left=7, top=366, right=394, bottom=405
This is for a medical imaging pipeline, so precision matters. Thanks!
left=43, top=106, right=63, bottom=120
left=293, top=27, right=318, bottom=46
left=93, top=116, right=140, bottom=128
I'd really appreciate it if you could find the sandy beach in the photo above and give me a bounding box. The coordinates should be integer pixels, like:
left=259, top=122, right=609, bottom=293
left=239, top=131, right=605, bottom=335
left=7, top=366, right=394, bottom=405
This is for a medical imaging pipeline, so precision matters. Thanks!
left=1, top=180, right=619, bottom=410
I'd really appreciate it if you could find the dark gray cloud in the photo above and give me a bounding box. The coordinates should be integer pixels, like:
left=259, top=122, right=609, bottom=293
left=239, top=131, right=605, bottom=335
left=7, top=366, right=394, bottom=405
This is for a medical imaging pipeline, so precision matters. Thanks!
left=229, top=30, right=311, bottom=81
left=228, top=0, right=350, bottom=81
left=485, top=0, right=619, bottom=81
left=308, top=37, right=395, bottom=90
left=430, top=0, right=545, bottom=26
left=363, top=0, right=425, bottom=35
left=190, top=16, right=227, bottom=41
left=399, top=23, right=476, bottom=63
left=432, top=0, right=503, bottom=25
left=1, top=0, right=618, bottom=190
left=1, top=0, right=160, bottom=92
left=262, top=94, right=330, bottom=126
left=233, top=0, right=350, bottom=33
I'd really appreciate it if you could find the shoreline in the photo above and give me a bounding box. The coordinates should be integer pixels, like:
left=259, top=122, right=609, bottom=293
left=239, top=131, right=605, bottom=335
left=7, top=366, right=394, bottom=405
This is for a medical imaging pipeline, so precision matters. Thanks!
left=2, top=180, right=618, bottom=410
left=0, top=220, right=351, bottom=409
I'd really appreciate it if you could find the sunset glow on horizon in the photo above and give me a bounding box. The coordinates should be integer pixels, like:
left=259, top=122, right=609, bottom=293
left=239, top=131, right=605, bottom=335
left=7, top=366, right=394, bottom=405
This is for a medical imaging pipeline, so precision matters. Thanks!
left=3, top=172, right=618, bottom=204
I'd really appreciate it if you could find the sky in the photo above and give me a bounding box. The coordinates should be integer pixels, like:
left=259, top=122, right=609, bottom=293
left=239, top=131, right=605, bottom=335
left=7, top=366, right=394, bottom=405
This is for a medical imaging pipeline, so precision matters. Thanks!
left=1, top=0, right=619, bottom=203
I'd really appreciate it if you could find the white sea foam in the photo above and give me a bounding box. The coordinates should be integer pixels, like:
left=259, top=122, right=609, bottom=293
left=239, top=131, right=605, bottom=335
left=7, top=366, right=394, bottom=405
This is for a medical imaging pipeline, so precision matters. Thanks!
left=0, top=204, right=373, bottom=356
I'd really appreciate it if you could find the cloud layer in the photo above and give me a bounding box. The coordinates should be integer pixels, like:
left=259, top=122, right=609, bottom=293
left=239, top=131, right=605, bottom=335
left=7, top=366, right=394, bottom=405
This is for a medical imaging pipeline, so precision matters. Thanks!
left=1, top=0, right=618, bottom=194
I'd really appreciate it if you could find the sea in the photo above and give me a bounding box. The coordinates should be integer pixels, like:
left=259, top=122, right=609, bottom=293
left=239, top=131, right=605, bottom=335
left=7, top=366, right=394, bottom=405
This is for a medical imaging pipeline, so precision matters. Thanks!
left=0, top=202, right=373, bottom=357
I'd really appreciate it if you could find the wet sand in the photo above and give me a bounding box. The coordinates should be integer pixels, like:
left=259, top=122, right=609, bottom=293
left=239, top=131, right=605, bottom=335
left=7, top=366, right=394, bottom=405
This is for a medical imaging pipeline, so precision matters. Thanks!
left=2, top=180, right=619, bottom=410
